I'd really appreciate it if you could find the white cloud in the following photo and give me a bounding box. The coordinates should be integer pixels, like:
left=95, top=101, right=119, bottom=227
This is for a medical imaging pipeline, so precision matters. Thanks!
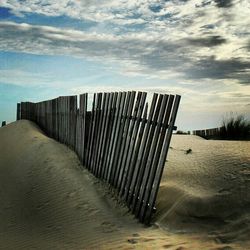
left=0, top=69, right=61, bottom=87
left=1, top=1, right=250, bottom=63
left=0, top=69, right=70, bottom=88
left=0, top=19, right=249, bottom=84
left=0, top=0, right=250, bottom=129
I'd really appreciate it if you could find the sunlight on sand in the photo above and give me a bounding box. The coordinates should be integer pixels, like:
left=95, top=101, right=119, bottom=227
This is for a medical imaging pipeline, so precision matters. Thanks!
left=0, top=121, right=249, bottom=249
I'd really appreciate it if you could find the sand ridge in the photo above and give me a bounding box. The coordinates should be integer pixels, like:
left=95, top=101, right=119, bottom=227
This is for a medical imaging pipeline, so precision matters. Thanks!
left=0, top=120, right=249, bottom=249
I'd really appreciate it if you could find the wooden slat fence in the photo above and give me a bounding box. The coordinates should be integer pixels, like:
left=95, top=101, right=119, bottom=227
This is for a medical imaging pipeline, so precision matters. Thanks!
left=193, top=127, right=222, bottom=139
left=18, top=91, right=181, bottom=224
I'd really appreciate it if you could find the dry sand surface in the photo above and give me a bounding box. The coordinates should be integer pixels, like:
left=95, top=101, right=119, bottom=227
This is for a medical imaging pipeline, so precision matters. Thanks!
left=158, top=135, right=250, bottom=248
left=0, top=120, right=249, bottom=249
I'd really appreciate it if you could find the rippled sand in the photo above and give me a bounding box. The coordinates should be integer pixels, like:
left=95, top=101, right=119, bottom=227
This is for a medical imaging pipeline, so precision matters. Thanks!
left=0, top=120, right=249, bottom=249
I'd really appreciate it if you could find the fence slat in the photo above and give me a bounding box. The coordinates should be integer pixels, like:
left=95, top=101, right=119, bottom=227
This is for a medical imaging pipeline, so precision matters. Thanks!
left=103, top=92, right=118, bottom=181
left=86, top=94, right=96, bottom=169
left=16, top=103, right=21, bottom=121
left=79, top=93, right=87, bottom=164
left=85, top=105, right=93, bottom=165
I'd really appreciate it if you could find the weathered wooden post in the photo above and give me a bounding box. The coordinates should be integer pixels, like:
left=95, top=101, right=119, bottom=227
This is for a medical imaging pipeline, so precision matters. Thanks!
left=16, top=103, right=21, bottom=121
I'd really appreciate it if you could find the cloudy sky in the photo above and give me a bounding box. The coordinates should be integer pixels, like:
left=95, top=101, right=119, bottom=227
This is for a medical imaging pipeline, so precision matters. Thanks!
left=0, top=0, right=249, bottom=130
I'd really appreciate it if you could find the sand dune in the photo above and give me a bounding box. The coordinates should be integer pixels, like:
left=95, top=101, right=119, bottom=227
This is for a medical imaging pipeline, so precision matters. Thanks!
left=157, top=135, right=250, bottom=247
left=0, top=120, right=249, bottom=249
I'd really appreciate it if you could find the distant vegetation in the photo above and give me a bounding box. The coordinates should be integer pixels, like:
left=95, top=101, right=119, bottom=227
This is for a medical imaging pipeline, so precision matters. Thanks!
left=220, top=114, right=250, bottom=140
left=193, top=113, right=250, bottom=140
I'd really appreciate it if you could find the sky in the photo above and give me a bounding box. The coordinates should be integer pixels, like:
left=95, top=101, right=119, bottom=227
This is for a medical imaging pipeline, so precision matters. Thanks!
left=0, top=0, right=249, bottom=131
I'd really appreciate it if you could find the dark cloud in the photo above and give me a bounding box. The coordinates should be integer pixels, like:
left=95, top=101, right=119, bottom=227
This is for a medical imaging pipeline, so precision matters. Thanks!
left=196, top=0, right=233, bottom=8
left=246, top=41, right=250, bottom=51
left=214, top=0, right=233, bottom=8
left=185, top=57, right=250, bottom=85
left=230, top=93, right=250, bottom=98
left=185, top=36, right=227, bottom=47
left=200, top=24, right=216, bottom=30
left=138, top=44, right=250, bottom=85
left=195, top=1, right=212, bottom=8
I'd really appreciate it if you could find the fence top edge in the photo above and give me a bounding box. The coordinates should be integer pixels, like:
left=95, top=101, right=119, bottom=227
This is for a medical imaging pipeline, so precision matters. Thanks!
left=19, top=92, right=181, bottom=106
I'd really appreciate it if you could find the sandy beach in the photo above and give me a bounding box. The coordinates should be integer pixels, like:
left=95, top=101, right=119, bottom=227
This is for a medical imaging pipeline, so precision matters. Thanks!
left=0, top=120, right=249, bottom=249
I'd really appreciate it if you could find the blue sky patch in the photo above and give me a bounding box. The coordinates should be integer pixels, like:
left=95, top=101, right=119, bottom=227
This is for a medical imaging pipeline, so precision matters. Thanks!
left=1, top=10, right=97, bottom=30
left=149, top=5, right=163, bottom=13
left=0, top=7, right=13, bottom=18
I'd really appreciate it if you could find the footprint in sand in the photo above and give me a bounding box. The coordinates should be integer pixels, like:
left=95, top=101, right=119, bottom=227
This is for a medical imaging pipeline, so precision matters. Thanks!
left=3, top=205, right=13, bottom=210
left=36, top=205, right=43, bottom=210
left=216, top=247, right=233, bottom=250
left=36, top=201, right=50, bottom=210
left=86, top=206, right=99, bottom=216
left=240, top=169, right=250, bottom=176
left=100, top=221, right=118, bottom=233
left=66, top=191, right=77, bottom=199
left=217, top=188, right=232, bottom=195
left=43, top=159, right=50, bottom=164
left=127, top=238, right=137, bottom=244
left=162, top=244, right=173, bottom=249
left=142, top=238, right=155, bottom=242
left=74, top=202, right=90, bottom=210
left=132, top=233, right=140, bottom=237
